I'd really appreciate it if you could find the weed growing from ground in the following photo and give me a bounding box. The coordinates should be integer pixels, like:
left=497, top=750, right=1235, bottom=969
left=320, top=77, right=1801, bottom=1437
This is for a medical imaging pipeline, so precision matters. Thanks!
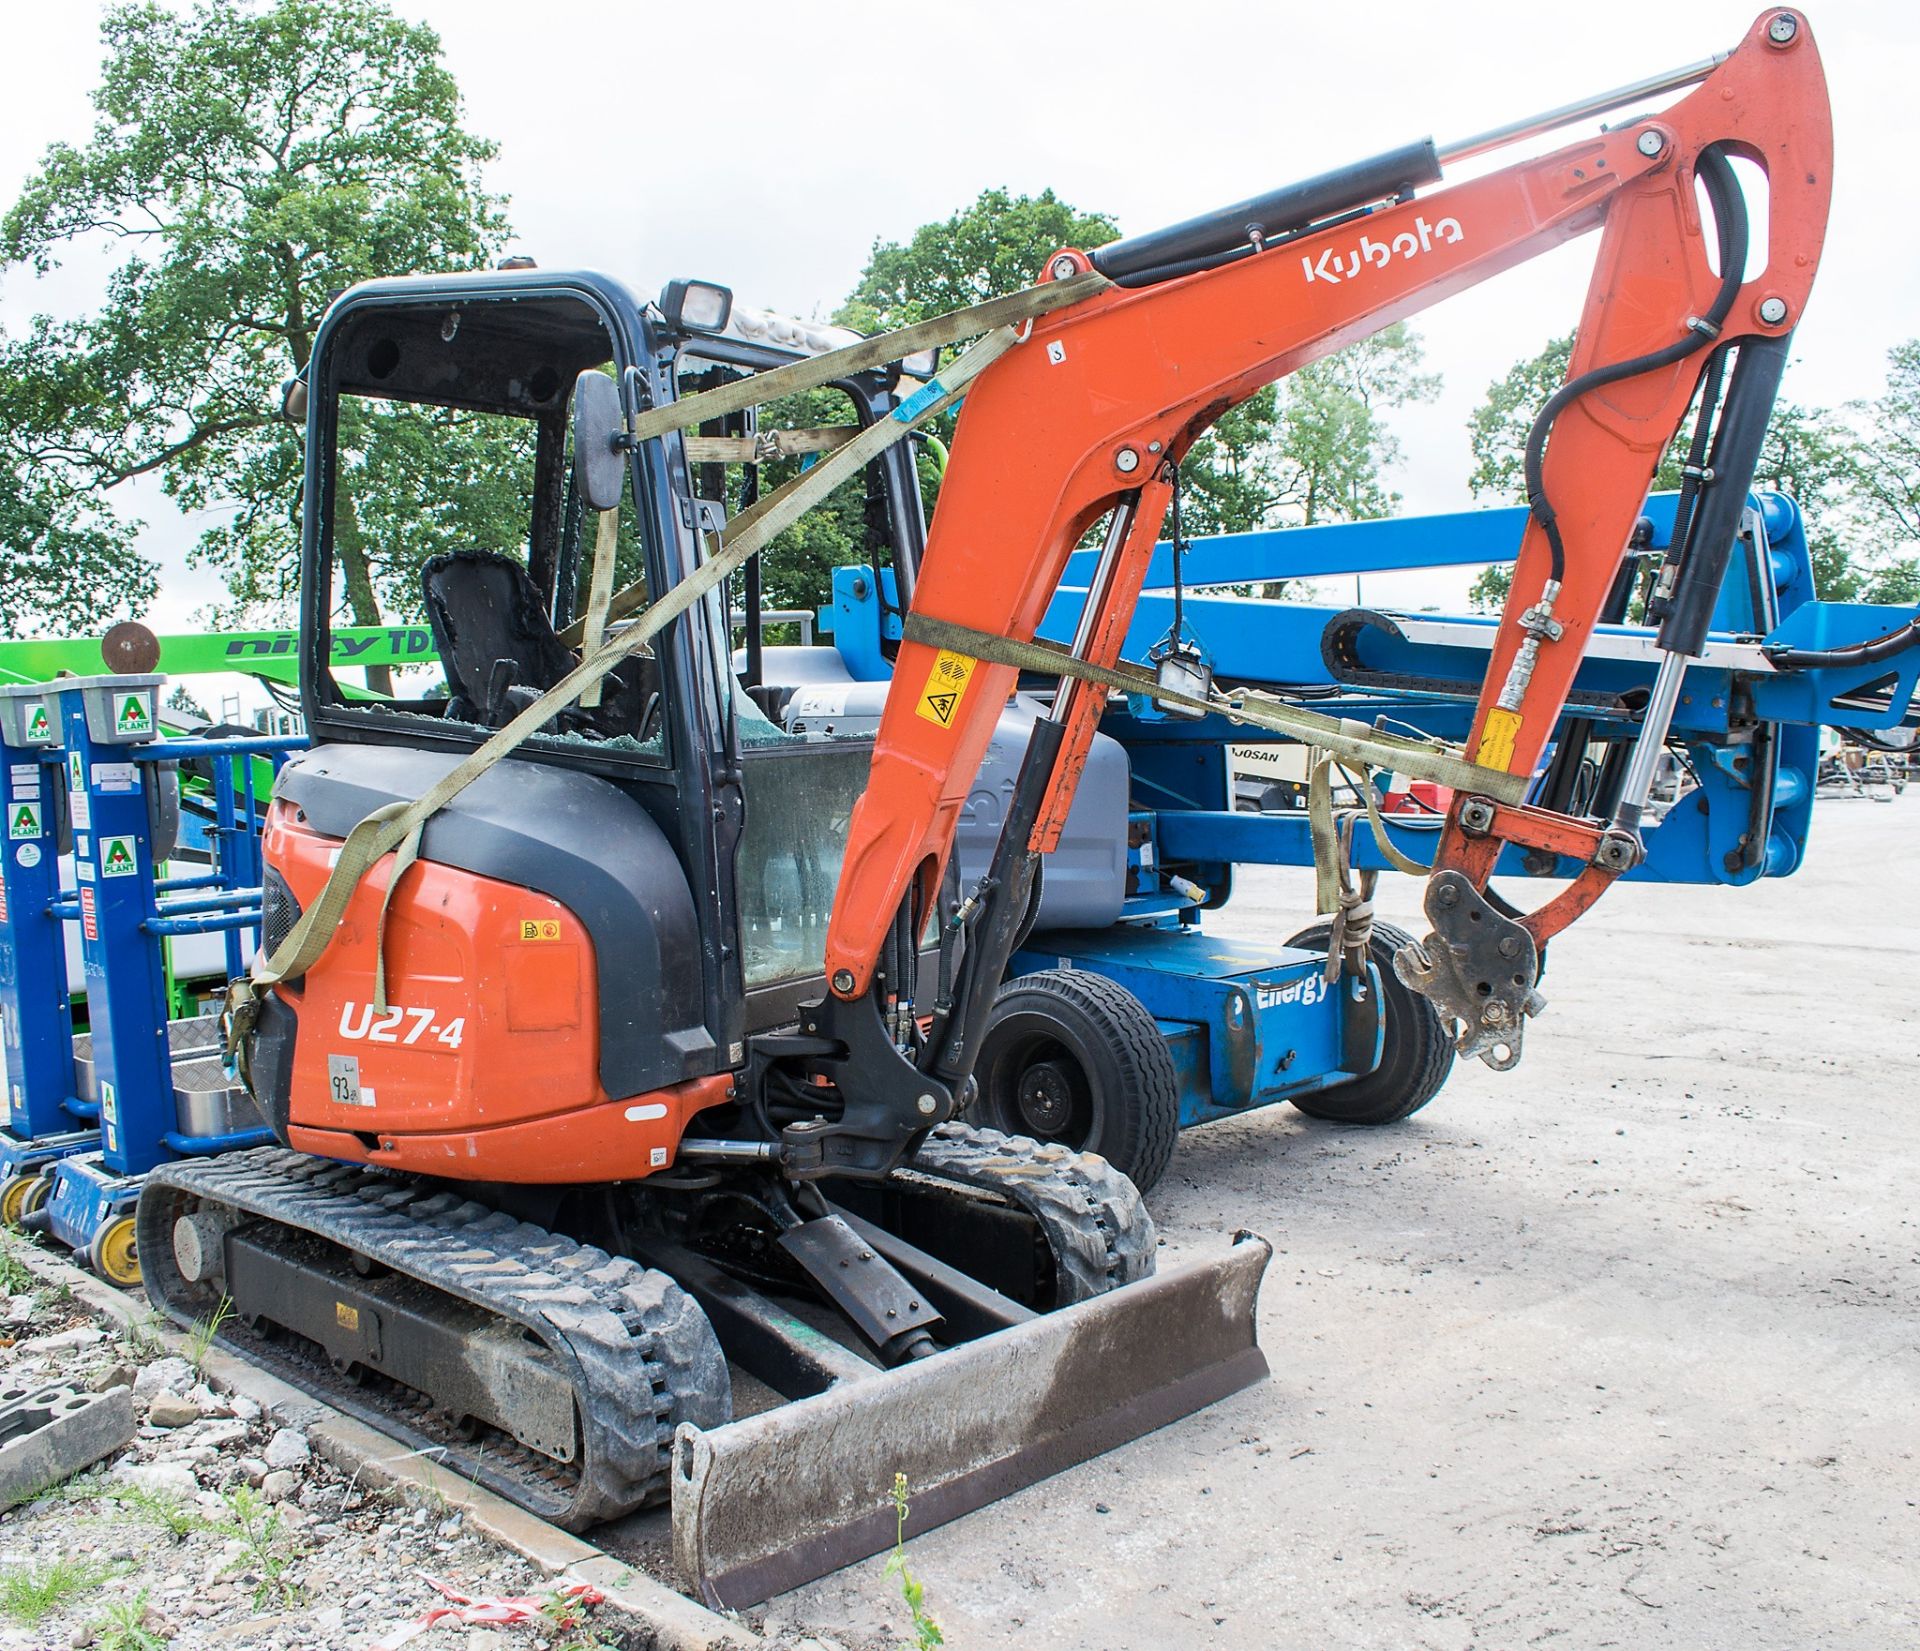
left=220, top=1485, right=304, bottom=1610
left=0, top=1557, right=112, bottom=1626
left=90, top=1588, right=165, bottom=1651
left=113, top=1484, right=214, bottom=1540
left=185, top=1294, right=235, bottom=1369
left=884, top=1474, right=944, bottom=1650
left=119, top=1307, right=169, bottom=1361
left=0, top=1232, right=34, bottom=1295
left=541, top=1587, right=617, bottom=1651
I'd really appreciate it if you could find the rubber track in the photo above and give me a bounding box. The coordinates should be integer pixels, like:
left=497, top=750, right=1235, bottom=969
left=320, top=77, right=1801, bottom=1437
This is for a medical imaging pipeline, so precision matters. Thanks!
left=139, top=1129, right=1153, bottom=1530
left=911, top=1123, right=1157, bottom=1304
left=138, top=1148, right=726, bottom=1529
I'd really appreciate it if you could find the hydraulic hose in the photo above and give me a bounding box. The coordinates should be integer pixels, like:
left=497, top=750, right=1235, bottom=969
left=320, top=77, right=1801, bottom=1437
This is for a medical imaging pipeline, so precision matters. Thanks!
left=1522, top=145, right=1749, bottom=584
left=1661, top=342, right=1731, bottom=602
left=1763, top=616, right=1920, bottom=673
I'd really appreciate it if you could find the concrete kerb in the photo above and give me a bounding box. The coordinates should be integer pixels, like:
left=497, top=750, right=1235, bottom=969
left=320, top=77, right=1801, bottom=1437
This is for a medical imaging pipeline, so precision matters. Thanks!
left=8, top=1238, right=763, bottom=1651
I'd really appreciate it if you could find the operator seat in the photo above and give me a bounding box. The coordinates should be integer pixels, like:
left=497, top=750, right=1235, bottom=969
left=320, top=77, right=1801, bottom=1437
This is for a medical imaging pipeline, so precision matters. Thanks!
left=421, top=549, right=659, bottom=740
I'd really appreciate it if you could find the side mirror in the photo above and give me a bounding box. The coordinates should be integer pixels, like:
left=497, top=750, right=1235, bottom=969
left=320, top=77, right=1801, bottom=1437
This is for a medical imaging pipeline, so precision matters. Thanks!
left=572, top=370, right=627, bottom=512
left=279, top=374, right=309, bottom=425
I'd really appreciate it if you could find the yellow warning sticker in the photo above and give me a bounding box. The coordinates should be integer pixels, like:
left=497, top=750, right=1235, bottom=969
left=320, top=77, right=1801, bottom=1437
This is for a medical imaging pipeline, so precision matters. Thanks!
left=916, top=649, right=976, bottom=728
left=519, top=918, right=563, bottom=941
left=1476, top=707, right=1524, bottom=773
left=335, top=1302, right=360, bottom=1332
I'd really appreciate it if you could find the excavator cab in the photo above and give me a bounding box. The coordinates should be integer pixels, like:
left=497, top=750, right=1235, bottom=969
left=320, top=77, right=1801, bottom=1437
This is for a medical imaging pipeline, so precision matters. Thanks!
left=264, top=270, right=935, bottom=1146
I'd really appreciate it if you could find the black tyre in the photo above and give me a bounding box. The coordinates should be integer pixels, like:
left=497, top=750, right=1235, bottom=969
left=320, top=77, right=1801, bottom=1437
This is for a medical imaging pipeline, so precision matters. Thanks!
left=970, top=968, right=1182, bottom=1193
left=1283, top=918, right=1453, bottom=1125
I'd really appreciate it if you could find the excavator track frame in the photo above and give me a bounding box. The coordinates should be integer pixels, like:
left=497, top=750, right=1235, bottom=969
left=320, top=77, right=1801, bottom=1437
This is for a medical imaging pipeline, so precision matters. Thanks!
left=139, top=1148, right=725, bottom=1529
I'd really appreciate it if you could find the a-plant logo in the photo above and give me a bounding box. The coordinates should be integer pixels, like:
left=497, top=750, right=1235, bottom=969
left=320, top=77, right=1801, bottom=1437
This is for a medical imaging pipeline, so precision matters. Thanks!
left=1301, top=214, right=1465, bottom=286
left=99, top=835, right=138, bottom=878
left=7, top=803, right=40, bottom=840
left=115, top=693, right=152, bottom=736
left=24, top=703, right=50, bottom=741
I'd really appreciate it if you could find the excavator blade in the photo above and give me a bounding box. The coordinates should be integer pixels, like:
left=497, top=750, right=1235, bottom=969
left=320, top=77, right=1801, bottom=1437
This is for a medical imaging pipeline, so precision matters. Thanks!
left=671, top=1231, right=1272, bottom=1608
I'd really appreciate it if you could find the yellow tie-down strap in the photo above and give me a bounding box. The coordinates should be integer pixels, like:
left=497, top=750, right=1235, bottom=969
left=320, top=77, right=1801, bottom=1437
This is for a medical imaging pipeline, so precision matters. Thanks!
left=899, top=613, right=1530, bottom=805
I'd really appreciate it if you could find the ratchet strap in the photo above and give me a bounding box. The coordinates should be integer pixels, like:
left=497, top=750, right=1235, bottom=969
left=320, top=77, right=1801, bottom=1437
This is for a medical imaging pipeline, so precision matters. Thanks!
left=577, top=507, right=620, bottom=710
left=553, top=267, right=1110, bottom=651
left=682, top=427, right=858, bottom=463
left=900, top=613, right=1509, bottom=946
left=900, top=613, right=1529, bottom=804
left=225, top=313, right=1042, bottom=1066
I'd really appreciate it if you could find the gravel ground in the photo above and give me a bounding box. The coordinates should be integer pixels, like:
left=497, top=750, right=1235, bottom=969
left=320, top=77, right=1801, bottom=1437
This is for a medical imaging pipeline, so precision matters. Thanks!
left=0, top=1294, right=641, bottom=1651
left=772, top=792, right=1920, bottom=1650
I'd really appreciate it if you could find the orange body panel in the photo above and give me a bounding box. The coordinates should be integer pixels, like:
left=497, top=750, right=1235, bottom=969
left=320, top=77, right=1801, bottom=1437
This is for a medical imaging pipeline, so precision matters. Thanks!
left=265, top=800, right=727, bottom=1180
left=286, top=1077, right=733, bottom=1182
left=823, top=12, right=1830, bottom=992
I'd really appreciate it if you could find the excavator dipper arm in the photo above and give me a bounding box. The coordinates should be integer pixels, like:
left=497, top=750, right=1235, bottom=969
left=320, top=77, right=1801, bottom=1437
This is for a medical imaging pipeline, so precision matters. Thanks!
left=811, top=9, right=1830, bottom=1112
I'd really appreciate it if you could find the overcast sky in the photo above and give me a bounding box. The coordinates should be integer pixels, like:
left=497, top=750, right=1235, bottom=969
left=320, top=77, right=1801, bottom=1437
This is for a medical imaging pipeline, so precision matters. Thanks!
left=3, top=0, right=1915, bottom=633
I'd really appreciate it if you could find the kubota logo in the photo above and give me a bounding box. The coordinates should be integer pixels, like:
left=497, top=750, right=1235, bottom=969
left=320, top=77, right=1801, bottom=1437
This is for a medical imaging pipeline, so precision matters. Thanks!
left=1301, top=214, right=1464, bottom=285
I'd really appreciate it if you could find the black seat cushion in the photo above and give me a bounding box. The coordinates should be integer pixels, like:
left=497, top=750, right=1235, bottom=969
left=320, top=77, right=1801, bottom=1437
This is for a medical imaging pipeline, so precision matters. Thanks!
left=421, top=550, right=658, bottom=740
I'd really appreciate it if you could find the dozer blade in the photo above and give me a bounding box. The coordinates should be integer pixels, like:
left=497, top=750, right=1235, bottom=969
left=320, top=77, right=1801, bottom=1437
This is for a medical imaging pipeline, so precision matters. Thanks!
left=671, top=1230, right=1272, bottom=1608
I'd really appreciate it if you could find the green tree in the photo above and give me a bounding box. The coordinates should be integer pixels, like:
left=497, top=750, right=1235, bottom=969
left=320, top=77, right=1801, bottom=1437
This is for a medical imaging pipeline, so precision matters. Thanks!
left=0, top=0, right=508, bottom=631
left=743, top=188, right=1126, bottom=627
left=838, top=188, right=1119, bottom=332
left=1179, top=324, right=1441, bottom=605
left=1833, top=340, right=1920, bottom=603
left=0, top=466, right=153, bottom=633
left=165, top=684, right=212, bottom=721
left=1463, top=336, right=1866, bottom=611
left=1750, top=399, right=1869, bottom=601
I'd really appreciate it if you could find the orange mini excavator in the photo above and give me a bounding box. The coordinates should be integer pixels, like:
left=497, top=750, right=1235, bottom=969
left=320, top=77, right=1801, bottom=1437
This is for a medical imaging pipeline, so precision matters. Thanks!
left=140, top=9, right=1829, bottom=1608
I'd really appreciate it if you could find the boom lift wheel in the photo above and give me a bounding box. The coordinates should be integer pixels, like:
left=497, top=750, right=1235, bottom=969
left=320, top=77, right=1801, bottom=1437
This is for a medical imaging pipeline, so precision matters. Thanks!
left=3, top=1171, right=53, bottom=1229
left=1284, top=918, right=1453, bottom=1124
left=970, top=968, right=1181, bottom=1193
left=0, top=1172, right=41, bottom=1229
left=87, top=1214, right=141, bottom=1288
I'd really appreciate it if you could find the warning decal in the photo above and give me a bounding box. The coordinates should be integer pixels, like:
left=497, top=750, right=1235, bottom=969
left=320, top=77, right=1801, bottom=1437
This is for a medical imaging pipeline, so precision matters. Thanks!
left=7, top=803, right=39, bottom=840
left=1476, top=707, right=1524, bottom=773
left=519, top=919, right=563, bottom=941
left=916, top=649, right=976, bottom=729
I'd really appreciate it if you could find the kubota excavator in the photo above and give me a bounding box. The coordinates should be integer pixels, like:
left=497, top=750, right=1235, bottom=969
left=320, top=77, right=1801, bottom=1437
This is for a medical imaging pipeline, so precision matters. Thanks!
left=138, top=8, right=1830, bottom=1608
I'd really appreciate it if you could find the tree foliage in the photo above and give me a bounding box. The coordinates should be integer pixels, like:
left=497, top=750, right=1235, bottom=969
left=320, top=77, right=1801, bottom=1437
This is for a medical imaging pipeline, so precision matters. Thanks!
left=1464, top=333, right=1911, bottom=612
left=746, top=189, right=1125, bottom=621
left=1183, top=324, right=1440, bottom=545
left=838, top=189, right=1119, bottom=332
left=813, top=189, right=1440, bottom=612
left=0, top=467, right=154, bottom=633
left=1830, top=341, right=1920, bottom=603
left=0, top=0, right=507, bottom=629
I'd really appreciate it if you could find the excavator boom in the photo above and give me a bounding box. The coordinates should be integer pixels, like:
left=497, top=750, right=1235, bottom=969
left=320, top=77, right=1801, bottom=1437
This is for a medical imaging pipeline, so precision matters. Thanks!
left=820, top=9, right=1830, bottom=1073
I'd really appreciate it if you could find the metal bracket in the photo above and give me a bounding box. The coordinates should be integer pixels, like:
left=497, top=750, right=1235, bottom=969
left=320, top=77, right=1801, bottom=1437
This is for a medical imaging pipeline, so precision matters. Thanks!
left=1517, top=601, right=1565, bottom=642
left=1591, top=829, right=1643, bottom=873
left=1457, top=796, right=1498, bottom=836
left=779, top=1214, right=944, bottom=1364
left=1392, top=871, right=1547, bottom=1070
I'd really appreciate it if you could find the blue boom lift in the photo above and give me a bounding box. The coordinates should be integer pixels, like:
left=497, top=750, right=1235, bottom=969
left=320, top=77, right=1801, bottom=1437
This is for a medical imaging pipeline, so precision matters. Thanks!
left=798, top=487, right=1916, bottom=1189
